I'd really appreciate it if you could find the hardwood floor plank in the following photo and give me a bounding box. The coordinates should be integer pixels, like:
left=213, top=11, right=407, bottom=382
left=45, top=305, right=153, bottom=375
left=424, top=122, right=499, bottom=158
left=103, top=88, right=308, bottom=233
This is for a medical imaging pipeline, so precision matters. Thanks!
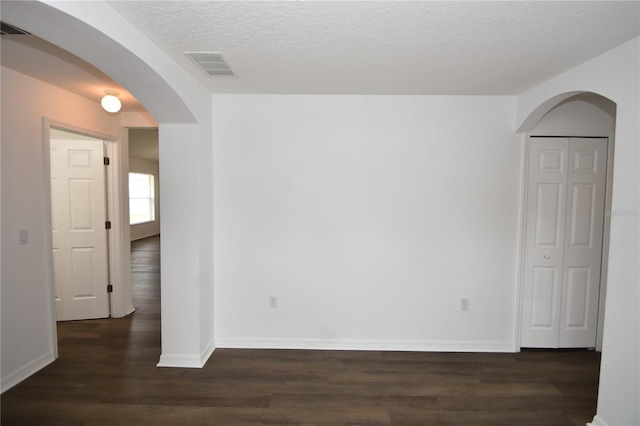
left=1, top=235, right=601, bottom=425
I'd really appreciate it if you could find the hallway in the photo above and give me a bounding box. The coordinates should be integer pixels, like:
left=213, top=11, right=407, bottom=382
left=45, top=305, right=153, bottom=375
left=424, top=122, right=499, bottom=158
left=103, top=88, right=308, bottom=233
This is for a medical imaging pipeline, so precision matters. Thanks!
left=2, top=236, right=600, bottom=425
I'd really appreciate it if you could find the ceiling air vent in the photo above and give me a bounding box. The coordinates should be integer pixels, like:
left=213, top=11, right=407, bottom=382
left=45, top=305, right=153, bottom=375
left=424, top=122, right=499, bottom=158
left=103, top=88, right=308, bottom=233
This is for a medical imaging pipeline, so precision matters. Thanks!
left=1, top=22, right=31, bottom=35
left=184, top=52, right=236, bottom=77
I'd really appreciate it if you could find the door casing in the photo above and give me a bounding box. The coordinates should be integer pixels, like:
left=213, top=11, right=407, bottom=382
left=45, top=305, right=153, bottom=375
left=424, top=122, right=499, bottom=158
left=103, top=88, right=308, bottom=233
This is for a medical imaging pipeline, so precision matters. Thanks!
left=42, top=119, right=133, bottom=354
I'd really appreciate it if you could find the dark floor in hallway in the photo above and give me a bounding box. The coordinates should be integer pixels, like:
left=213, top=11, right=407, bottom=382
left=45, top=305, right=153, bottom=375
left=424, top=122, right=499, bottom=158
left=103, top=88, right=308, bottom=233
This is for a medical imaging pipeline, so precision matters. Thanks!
left=1, top=235, right=600, bottom=425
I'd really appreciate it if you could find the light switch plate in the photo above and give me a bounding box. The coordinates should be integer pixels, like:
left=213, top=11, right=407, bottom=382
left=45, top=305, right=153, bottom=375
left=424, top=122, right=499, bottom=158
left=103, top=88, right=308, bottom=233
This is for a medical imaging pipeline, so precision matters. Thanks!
left=18, top=229, right=29, bottom=245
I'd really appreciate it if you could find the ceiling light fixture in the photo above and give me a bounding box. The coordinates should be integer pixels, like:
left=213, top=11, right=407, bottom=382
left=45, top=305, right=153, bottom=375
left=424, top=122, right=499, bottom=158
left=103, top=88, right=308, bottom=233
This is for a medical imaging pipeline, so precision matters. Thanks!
left=101, top=90, right=121, bottom=113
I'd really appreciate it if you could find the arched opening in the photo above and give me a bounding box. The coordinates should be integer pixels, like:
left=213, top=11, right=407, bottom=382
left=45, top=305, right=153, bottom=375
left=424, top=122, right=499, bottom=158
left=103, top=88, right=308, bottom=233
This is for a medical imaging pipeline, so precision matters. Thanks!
left=1, top=0, right=214, bottom=378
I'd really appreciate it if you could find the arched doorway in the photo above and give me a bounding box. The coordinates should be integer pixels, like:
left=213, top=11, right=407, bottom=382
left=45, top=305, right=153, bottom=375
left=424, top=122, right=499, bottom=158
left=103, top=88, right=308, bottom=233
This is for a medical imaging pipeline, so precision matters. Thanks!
left=518, top=93, right=616, bottom=351
left=2, top=0, right=215, bottom=370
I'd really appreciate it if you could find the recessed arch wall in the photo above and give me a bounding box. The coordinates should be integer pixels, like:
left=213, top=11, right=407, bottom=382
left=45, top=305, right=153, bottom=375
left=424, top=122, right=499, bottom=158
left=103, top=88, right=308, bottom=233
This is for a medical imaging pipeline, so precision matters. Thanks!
left=523, top=91, right=616, bottom=135
left=518, top=91, right=585, bottom=133
left=530, top=93, right=616, bottom=137
left=519, top=92, right=616, bottom=355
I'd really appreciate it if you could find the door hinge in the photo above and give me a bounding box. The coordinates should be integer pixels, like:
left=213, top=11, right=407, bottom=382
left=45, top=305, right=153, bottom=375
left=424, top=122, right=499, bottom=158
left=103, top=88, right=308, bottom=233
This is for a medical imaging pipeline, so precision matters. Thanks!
left=104, top=157, right=110, bottom=166
left=107, top=284, right=113, bottom=293
left=105, top=221, right=112, bottom=229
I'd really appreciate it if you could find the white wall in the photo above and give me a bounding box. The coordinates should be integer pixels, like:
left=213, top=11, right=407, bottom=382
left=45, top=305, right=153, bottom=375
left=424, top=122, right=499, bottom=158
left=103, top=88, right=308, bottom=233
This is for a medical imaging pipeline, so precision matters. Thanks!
left=0, top=66, right=124, bottom=391
left=213, top=95, right=521, bottom=351
left=517, top=38, right=639, bottom=426
left=129, top=157, right=160, bottom=241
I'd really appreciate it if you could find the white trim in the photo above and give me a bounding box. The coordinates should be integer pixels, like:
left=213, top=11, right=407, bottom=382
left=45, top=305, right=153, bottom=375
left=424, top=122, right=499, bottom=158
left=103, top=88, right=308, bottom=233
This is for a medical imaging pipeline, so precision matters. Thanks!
left=587, top=415, right=609, bottom=426
left=47, top=120, right=120, bottom=145
left=215, top=338, right=516, bottom=353
left=596, top=133, right=615, bottom=352
left=529, top=129, right=615, bottom=138
left=156, top=354, right=203, bottom=368
left=40, top=120, right=59, bottom=361
left=157, top=339, right=216, bottom=368
left=513, top=132, right=530, bottom=351
left=0, top=351, right=56, bottom=393
left=200, top=339, right=216, bottom=366
left=106, top=129, right=133, bottom=318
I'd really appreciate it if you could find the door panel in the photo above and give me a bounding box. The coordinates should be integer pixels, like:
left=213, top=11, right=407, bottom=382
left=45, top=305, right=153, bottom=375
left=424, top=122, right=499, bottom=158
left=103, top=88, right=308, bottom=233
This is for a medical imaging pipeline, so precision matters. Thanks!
left=564, top=267, right=589, bottom=328
left=530, top=267, right=559, bottom=328
left=71, top=248, right=96, bottom=297
left=521, top=138, right=568, bottom=347
left=568, top=184, right=596, bottom=247
left=534, top=183, right=564, bottom=247
left=559, top=138, right=607, bottom=347
left=69, top=179, right=94, bottom=229
left=51, top=137, right=110, bottom=321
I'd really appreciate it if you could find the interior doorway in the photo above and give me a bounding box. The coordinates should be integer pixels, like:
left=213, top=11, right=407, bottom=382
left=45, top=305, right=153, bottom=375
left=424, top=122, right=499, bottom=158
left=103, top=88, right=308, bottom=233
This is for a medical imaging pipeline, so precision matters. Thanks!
left=519, top=93, right=616, bottom=350
left=45, top=122, right=134, bottom=323
left=128, top=128, right=160, bottom=242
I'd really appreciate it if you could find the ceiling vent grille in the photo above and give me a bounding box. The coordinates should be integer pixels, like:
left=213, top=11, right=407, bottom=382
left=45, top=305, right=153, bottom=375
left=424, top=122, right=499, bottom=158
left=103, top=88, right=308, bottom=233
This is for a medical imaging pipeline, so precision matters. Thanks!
left=1, top=22, right=31, bottom=35
left=184, top=52, right=236, bottom=77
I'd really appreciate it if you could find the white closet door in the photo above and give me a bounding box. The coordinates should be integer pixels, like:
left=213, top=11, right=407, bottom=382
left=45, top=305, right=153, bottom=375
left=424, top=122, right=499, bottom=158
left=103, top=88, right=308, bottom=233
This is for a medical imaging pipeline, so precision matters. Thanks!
left=559, top=138, right=607, bottom=347
left=521, top=138, right=569, bottom=347
left=521, top=137, right=607, bottom=348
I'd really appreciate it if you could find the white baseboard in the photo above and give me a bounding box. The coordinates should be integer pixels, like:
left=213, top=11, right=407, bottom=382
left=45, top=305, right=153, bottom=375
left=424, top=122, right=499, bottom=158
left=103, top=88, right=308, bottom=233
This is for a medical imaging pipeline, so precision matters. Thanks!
left=587, top=415, right=609, bottom=426
left=156, top=353, right=202, bottom=368
left=156, top=338, right=216, bottom=368
left=200, top=339, right=216, bottom=366
left=1, top=351, right=56, bottom=393
left=214, top=337, right=516, bottom=353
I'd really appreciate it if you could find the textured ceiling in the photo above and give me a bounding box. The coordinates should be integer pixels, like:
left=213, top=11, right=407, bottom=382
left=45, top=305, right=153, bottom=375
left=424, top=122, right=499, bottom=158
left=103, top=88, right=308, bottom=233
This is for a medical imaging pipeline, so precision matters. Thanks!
left=107, top=0, right=640, bottom=95
left=1, top=1, right=638, bottom=100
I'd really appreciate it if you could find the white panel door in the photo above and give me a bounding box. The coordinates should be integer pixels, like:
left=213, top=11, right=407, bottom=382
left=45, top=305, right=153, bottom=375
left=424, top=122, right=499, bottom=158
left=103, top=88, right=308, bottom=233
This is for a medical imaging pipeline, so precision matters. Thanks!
left=51, top=138, right=110, bottom=321
left=521, top=137, right=607, bottom=348
left=559, top=138, right=607, bottom=347
left=521, top=138, right=569, bottom=347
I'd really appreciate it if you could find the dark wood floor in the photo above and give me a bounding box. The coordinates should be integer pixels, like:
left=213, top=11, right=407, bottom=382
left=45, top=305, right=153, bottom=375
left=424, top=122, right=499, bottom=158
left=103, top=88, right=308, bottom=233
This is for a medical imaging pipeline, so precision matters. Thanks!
left=2, top=235, right=600, bottom=425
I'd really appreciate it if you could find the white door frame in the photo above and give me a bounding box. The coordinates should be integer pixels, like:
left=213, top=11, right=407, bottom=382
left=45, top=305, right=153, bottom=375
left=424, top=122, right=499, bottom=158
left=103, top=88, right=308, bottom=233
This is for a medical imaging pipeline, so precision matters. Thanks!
left=516, top=130, right=615, bottom=351
left=42, top=118, right=133, bottom=336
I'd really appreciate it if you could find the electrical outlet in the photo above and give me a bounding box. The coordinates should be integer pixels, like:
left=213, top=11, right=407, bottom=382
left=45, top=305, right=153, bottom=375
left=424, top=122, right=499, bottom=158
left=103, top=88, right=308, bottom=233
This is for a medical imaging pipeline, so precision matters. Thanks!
left=460, top=298, right=469, bottom=311
left=269, top=296, right=278, bottom=309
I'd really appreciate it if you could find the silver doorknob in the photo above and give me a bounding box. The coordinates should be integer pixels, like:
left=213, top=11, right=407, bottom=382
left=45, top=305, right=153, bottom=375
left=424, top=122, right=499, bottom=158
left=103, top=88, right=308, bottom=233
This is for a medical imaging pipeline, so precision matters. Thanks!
left=544, top=254, right=550, bottom=259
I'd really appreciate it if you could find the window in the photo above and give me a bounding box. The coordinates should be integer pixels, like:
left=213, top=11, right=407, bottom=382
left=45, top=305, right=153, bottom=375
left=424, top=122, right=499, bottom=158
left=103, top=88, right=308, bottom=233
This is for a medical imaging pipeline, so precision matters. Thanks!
left=129, top=173, right=155, bottom=225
